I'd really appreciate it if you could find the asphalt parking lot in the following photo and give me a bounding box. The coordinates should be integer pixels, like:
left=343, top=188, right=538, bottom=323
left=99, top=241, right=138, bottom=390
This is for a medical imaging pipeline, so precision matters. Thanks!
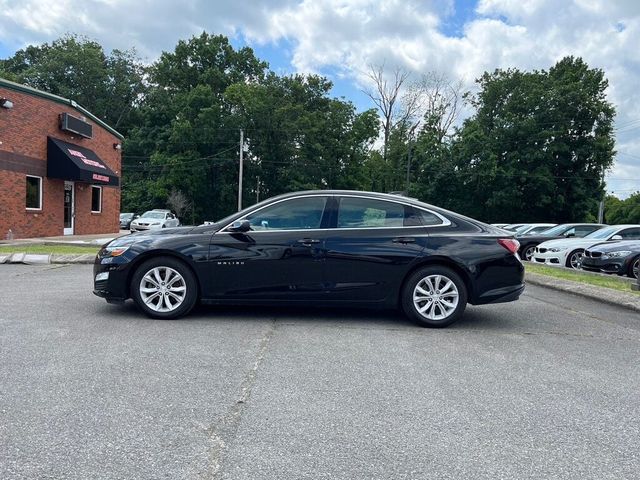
left=1, top=264, right=639, bottom=479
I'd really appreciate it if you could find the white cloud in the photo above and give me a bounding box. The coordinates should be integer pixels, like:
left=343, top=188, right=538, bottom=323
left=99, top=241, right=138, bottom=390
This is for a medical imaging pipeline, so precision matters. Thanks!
left=0, top=0, right=638, bottom=196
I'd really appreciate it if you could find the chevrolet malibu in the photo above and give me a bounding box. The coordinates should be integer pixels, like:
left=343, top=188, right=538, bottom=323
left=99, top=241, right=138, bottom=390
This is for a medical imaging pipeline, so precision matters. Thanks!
left=94, top=191, right=525, bottom=327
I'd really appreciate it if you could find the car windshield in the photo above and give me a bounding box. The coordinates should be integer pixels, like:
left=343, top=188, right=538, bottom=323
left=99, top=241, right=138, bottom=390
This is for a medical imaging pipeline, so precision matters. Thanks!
left=141, top=211, right=166, bottom=219
left=541, top=224, right=572, bottom=236
left=584, top=226, right=618, bottom=239
left=120, top=213, right=134, bottom=220
left=526, top=225, right=554, bottom=235
left=514, top=225, right=531, bottom=233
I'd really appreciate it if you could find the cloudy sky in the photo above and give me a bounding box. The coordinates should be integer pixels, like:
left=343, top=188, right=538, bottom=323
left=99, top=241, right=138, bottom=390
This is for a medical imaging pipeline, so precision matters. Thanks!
left=1, top=0, right=639, bottom=197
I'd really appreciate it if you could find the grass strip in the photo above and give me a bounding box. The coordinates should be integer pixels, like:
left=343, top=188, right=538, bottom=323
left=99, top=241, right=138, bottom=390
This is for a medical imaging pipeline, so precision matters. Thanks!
left=526, top=263, right=639, bottom=295
left=0, top=244, right=100, bottom=255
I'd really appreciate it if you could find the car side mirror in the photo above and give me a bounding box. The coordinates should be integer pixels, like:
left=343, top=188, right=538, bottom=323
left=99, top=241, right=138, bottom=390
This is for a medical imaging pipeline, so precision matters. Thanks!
left=228, top=219, right=251, bottom=232
left=610, top=234, right=622, bottom=241
left=565, top=232, right=575, bottom=237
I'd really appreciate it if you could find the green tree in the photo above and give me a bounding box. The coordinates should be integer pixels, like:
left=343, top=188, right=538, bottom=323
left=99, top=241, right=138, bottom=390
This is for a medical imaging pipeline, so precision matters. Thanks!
left=605, top=193, right=640, bottom=224
left=444, top=57, right=615, bottom=222
left=0, top=34, right=145, bottom=132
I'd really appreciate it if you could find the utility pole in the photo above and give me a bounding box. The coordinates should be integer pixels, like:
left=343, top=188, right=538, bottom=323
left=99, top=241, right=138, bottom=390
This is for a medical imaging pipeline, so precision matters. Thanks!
left=238, top=129, right=244, bottom=211
left=405, top=123, right=418, bottom=194
left=597, top=169, right=606, bottom=223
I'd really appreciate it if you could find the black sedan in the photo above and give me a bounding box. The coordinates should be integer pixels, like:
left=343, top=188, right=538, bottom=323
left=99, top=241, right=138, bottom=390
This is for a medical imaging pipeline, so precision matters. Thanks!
left=94, top=191, right=525, bottom=327
left=582, top=240, right=640, bottom=278
left=517, top=223, right=606, bottom=261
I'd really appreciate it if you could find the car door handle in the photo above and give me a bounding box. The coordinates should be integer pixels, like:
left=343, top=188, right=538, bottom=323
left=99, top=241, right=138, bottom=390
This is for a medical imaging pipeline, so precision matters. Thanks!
left=297, top=238, right=320, bottom=245
left=392, top=237, right=416, bottom=244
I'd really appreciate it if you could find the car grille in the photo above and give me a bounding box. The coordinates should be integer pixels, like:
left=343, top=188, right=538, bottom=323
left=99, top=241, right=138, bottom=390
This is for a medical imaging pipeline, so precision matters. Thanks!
left=94, top=280, right=109, bottom=291
left=537, top=247, right=547, bottom=253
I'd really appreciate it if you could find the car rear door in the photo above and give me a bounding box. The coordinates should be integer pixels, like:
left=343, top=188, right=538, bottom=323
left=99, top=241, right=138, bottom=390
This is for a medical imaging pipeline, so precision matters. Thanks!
left=322, top=195, right=433, bottom=303
left=205, top=195, right=332, bottom=301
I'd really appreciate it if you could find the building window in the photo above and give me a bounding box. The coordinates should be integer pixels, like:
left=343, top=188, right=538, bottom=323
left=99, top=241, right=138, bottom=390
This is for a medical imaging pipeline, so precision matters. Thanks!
left=26, top=175, right=42, bottom=210
left=91, top=186, right=102, bottom=213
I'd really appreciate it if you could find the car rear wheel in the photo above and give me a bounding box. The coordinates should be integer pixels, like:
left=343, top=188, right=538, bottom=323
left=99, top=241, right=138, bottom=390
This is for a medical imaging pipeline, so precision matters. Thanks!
left=630, top=256, right=640, bottom=279
left=401, top=266, right=468, bottom=328
left=522, top=245, right=536, bottom=261
left=566, top=250, right=584, bottom=270
left=131, top=256, right=198, bottom=319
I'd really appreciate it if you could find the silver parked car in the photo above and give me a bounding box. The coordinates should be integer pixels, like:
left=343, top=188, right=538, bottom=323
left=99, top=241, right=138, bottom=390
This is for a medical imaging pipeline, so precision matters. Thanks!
left=130, top=209, right=180, bottom=232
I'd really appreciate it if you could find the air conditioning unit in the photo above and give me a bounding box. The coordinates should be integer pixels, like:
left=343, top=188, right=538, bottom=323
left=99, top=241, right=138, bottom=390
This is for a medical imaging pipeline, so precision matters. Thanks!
left=59, top=113, right=93, bottom=139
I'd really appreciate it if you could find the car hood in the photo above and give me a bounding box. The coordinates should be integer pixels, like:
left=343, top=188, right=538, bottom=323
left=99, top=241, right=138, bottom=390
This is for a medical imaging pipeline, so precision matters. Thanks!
left=587, top=240, right=640, bottom=253
left=104, top=226, right=200, bottom=248
left=537, top=238, right=606, bottom=250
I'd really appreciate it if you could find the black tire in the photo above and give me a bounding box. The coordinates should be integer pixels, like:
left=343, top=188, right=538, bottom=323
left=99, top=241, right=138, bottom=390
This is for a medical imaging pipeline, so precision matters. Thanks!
left=131, top=256, right=198, bottom=319
left=522, top=244, right=536, bottom=262
left=401, top=265, right=468, bottom=328
left=629, top=256, right=640, bottom=279
left=566, top=249, right=584, bottom=270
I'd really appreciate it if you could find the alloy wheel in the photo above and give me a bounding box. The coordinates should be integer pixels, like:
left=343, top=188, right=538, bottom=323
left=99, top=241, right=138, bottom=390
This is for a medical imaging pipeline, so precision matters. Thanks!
left=524, top=246, right=536, bottom=261
left=413, top=274, right=460, bottom=321
left=139, top=266, right=187, bottom=312
left=633, top=258, right=640, bottom=279
left=569, top=251, right=583, bottom=270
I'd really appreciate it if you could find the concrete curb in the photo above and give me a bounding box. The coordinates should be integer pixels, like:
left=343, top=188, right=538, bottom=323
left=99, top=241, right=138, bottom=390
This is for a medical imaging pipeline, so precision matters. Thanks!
left=0, top=253, right=95, bottom=265
left=525, top=272, right=640, bottom=313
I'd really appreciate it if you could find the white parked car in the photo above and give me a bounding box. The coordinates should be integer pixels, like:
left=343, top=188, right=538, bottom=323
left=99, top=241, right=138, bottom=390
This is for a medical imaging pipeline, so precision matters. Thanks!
left=130, top=209, right=180, bottom=232
left=533, top=224, right=640, bottom=269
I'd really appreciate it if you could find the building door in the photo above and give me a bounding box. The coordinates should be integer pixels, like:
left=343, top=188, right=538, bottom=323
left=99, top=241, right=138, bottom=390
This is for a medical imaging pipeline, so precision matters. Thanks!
left=64, top=181, right=75, bottom=235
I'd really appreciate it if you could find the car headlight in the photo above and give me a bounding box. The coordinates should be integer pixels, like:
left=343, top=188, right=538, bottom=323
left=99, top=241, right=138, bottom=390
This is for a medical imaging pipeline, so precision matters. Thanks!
left=151, top=222, right=161, bottom=226
left=602, top=251, right=632, bottom=259
left=548, top=247, right=562, bottom=253
left=100, top=246, right=130, bottom=257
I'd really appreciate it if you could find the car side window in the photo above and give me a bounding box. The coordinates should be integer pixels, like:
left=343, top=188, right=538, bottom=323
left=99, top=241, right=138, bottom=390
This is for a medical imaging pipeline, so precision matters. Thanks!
left=411, top=208, right=444, bottom=226
left=563, top=227, right=576, bottom=237
left=574, top=226, right=597, bottom=236
left=620, top=228, right=640, bottom=239
left=337, top=197, right=425, bottom=228
left=243, top=197, right=328, bottom=231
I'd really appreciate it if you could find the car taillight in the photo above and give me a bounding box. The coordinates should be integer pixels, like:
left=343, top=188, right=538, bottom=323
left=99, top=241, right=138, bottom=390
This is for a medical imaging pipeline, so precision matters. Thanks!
left=498, top=238, right=520, bottom=254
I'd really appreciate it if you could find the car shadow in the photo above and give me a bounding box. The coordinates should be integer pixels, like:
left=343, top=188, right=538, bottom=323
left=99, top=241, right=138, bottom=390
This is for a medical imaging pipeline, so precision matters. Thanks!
left=98, top=299, right=520, bottom=332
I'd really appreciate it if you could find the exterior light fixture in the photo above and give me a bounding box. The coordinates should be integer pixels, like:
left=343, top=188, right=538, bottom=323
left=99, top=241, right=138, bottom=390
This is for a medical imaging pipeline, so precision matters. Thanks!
left=113, top=143, right=122, bottom=150
left=1, top=98, right=13, bottom=109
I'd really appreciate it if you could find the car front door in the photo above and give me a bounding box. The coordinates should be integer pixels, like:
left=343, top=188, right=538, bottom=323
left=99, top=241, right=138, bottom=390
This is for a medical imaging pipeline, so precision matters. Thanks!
left=323, top=196, right=434, bottom=304
left=205, top=195, right=332, bottom=301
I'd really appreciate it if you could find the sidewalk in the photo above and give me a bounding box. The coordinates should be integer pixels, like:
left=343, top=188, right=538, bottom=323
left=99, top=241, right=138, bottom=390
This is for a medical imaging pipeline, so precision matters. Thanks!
left=0, top=231, right=129, bottom=265
left=0, top=231, right=128, bottom=247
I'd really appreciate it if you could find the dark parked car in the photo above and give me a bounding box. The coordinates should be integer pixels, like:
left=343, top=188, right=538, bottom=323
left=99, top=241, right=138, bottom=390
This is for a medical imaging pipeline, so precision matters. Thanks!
left=582, top=240, right=640, bottom=279
left=119, top=212, right=138, bottom=229
left=94, top=190, right=525, bottom=327
left=518, top=223, right=606, bottom=261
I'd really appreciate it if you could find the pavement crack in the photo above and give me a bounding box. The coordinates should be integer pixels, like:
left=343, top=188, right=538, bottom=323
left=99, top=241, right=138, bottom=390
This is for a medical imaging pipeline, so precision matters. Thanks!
left=203, top=317, right=277, bottom=480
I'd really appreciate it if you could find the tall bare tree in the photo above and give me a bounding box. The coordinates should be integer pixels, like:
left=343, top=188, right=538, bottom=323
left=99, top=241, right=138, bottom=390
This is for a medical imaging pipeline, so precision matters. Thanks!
left=417, top=72, right=465, bottom=144
left=363, top=63, right=422, bottom=161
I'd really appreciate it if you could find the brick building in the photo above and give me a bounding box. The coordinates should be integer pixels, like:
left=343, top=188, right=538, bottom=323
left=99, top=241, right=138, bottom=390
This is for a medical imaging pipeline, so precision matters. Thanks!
left=0, top=78, right=122, bottom=238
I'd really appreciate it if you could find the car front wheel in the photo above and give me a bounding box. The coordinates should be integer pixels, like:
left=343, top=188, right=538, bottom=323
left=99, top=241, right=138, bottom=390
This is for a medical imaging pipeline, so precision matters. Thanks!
left=401, top=266, right=468, bottom=327
left=131, top=256, right=198, bottom=319
left=566, top=250, right=584, bottom=270
left=522, top=245, right=536, bottom=261
left=630, top=256, right=640, bottom=279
